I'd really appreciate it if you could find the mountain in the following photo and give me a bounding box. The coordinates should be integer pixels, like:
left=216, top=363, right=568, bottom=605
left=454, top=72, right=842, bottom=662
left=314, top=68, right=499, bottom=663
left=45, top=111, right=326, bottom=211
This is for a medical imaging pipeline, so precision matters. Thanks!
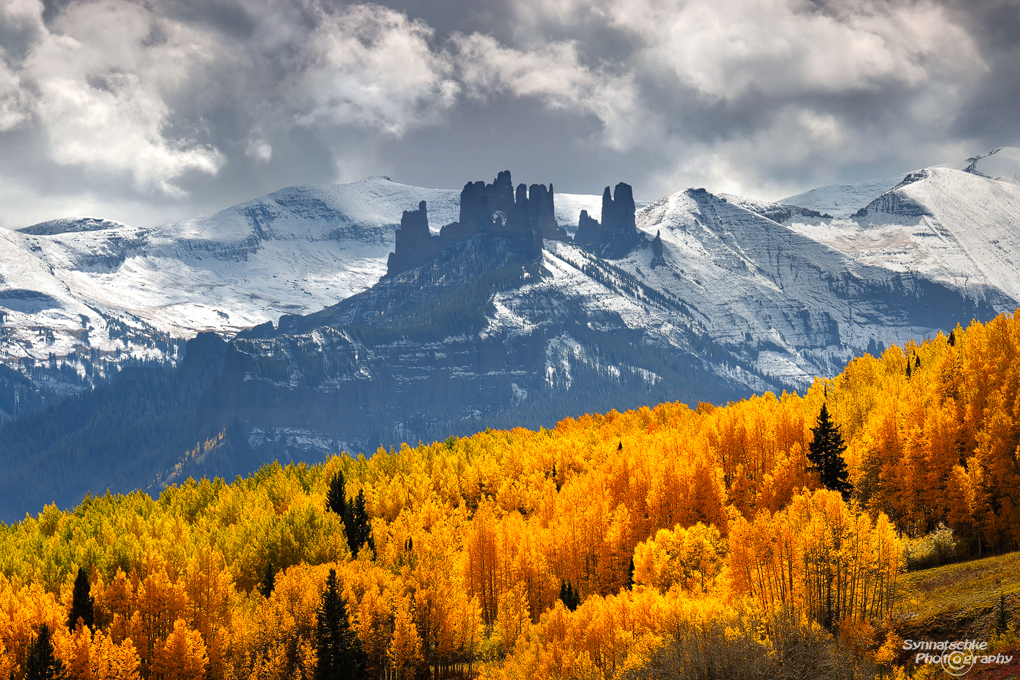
left=0, top=178, right=603, bottom=420
left=2, top=151, right=1020, bottom=521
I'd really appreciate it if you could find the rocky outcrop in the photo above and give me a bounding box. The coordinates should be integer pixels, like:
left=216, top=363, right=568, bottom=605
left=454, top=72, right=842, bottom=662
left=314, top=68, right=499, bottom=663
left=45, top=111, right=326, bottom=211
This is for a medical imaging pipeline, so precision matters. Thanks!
left=651, top=230, right=665, bottom=268
left=386, top=172, right=561, bottom=277
left=386, top=201, right=440, bottom=277
left=574, top=182, right=640, bottom=258
left=603, top=182, right=636, bottom=234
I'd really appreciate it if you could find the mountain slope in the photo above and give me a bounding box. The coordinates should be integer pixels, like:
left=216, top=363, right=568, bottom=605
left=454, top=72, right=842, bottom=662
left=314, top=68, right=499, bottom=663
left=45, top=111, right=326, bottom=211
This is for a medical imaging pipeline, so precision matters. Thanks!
left=0, top=177, right=602, bottom=419
left=3, top=152, right=1020, bottom=520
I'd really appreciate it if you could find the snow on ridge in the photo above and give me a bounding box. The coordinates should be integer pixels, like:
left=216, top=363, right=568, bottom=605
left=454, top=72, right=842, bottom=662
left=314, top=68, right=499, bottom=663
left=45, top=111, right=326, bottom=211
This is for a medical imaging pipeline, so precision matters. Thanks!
left=17, top=217, right=132, bottom=235
left=945, top=147, right=1020, bottom=186
left=4, top=154, right=1020, bottom=408
left=780, top=175, right=906, bottom=218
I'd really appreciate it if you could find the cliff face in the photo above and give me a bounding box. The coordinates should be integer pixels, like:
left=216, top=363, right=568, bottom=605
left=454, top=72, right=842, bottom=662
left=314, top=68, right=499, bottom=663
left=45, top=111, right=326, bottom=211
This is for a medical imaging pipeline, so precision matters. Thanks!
left=386, top=171, right=566, bottom=277
left=574, top=182, right=640, bottom=258
left=386, top=201, right=440, bottom=277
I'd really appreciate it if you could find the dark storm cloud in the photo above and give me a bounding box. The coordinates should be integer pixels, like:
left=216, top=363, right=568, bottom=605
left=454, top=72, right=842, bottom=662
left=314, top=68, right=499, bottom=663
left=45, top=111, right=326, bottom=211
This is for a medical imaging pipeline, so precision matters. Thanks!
left=0, top=0, right=1017, bottom=229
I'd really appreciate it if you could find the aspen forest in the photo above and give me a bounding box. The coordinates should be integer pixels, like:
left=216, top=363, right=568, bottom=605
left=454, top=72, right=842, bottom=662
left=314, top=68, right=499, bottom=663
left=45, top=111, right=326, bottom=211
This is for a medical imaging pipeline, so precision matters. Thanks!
left=5, top=310, right=1020, bottom=679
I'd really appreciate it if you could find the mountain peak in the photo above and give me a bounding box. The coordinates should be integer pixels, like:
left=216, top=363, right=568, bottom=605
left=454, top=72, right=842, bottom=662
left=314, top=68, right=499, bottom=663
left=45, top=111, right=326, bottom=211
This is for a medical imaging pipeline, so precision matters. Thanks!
left=17, top=217, right=132, bottom=235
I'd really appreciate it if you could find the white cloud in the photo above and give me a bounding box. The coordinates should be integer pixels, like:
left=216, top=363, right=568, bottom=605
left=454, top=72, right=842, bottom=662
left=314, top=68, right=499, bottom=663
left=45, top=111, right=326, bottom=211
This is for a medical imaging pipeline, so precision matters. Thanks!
left=453, top=32, right=653, bottom=150
left=6, top=0, right=226, bottom=196
left=289, top=4, right=460, bottom=135
left=245, top=128, right=273, bottom=163
left=0, top=54, right=30, bottom=131
left=522, top=0, right=987, bottom=101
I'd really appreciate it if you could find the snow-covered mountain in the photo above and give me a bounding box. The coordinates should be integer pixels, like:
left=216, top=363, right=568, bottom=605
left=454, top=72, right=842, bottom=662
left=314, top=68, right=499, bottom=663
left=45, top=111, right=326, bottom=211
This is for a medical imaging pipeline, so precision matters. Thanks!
left=3, top=150, right=1020, bottom=519
left=0, top=176, right=602, bottom=418
left=2, top=150, right=1019, bottom=419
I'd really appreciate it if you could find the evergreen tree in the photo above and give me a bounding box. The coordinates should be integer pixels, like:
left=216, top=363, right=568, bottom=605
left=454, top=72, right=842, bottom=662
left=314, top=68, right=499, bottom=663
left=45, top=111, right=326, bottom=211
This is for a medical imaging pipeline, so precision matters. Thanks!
left=315, top=569, right=365, bottom=680
left=326, top=472, right=347, bottom=517
left=559, top=580, right=580, bottom=611
left=808, top=404, right=853, bottom=501
left=25, top=624, right=64, bottom=680
left=67, top=566, right=94, bottom=631
left=626, top=558, right=635, bottom=590
left=351, top=489, right=374, bottom=557
left=996, top=593, right=1010, bottom=637
left=259, top=563, right=276, bottom=599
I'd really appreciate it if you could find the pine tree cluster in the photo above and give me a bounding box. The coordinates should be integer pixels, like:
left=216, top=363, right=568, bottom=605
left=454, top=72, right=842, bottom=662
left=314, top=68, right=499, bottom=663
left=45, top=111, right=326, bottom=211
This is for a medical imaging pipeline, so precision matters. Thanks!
left=326, top=472, right=374, bottom=558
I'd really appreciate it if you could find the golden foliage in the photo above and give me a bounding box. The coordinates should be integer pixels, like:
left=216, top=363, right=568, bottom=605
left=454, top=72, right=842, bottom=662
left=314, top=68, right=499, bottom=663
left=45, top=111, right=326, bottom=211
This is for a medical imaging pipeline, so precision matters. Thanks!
left=5, top=311, right=1020, bottom=677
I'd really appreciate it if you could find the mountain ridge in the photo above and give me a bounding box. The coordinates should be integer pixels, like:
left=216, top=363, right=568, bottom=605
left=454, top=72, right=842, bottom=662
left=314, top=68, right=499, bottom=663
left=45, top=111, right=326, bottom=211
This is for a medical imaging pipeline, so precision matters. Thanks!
left=2, top=152, right=1020, bottom=520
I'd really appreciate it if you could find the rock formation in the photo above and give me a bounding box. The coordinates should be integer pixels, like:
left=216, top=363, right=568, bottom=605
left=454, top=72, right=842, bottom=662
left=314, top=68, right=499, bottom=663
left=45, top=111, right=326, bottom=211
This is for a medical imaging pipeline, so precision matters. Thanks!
left=573, top=182, right=640, bottom=258
left=386, top=172, right=562, bottom=277
left=386, top=201, right=440, bottom=277
left=651, top=230, right=665, bottom=268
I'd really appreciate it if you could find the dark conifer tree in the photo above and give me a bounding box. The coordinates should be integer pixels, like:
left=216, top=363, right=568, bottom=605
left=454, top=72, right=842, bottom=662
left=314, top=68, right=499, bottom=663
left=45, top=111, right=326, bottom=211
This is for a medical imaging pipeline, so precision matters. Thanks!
left=25, top=624, right=63, bottom=680
left=559, top=580, right=580, bottom=611
left=808, top=404, right=853, bottom=501
left=626, top=558, right=635, bottom=590
left=949, top=330, right=956, bottom=347
left=315, top=569, right=365, bottom=680
left=352, top=489, right=374, bottom=557
left=67, top=567, right=94, bottom=631
left=326, top=471, right=347, bottom=516
left=996, top=593, right=1010, bottom=637
left=259, top=563, right=276, bottom=599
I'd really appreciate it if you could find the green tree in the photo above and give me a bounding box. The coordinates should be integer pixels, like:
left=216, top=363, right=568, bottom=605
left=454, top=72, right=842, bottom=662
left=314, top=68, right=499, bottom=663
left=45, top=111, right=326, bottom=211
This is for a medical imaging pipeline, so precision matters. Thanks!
left=67, top=567, right=94, bottom=631
left=808, top=404, right=853, bottom=501
left=315, top=568, right=365, bottom=680
left=25, top=624, right=64, bottom=680
left=259, top=563, right=276, bottom=599
left=326, top=472, right=346, bottom=517
left=559, top=580, right=580, bottom=612
left=996, top=593, right=1010, bottom=637
left=346, top=489, right=373, bottom=559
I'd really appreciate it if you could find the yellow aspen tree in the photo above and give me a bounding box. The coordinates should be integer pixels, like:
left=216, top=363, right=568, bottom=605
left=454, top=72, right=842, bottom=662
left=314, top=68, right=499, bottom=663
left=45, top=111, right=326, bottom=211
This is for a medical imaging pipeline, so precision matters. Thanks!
left=149, top=618, right=208, bottom=680
left=183, top=546, right=233, bottom=643
left=388, top=598, right=423, bottom=680
left=134, top=567, right=191, bottom=667
left=495, top=584, right=531, bottom=656
left=354, top=581, right=393, bottom=679
left=89, top=631, right=140, bottom=680
left=464, top=501, right=499, bottom=625
left=0, top=640, right=15, bottom=680
left=54, top=622, right=93, bottom=680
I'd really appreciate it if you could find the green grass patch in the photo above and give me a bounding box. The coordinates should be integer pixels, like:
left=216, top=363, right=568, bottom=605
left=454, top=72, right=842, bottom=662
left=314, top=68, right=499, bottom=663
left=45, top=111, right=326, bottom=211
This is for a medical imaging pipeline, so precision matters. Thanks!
left=895, top=551, right=1020, bottom=641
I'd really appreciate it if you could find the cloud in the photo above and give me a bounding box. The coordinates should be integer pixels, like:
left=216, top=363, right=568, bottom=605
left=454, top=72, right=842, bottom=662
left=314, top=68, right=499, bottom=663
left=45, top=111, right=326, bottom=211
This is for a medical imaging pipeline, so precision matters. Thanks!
left=287, top=4, right=460, bottom=135
left=245, top=129, right=273, bottom=163
left=496, top=0, right=996, bottom=198
left=0, top=54, right=29, bottom=131
left=606, top=0, right=985, bottom=100
left=452, top=32, right=651, bottom=150
left=3, top=0, right=226, bottom=196
left=0, top=0, right=1017, bottom=230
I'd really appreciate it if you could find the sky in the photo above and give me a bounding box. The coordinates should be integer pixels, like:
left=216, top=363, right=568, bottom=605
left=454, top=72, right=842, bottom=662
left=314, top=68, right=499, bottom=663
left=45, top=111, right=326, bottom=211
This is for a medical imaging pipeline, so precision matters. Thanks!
left=0, top=0, right=1018, bottom=229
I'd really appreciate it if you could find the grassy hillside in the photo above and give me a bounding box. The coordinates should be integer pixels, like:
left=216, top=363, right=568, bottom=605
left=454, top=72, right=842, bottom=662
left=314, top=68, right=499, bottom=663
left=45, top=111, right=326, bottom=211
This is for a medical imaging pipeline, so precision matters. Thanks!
left=894, top=553, right=1020, bottom=678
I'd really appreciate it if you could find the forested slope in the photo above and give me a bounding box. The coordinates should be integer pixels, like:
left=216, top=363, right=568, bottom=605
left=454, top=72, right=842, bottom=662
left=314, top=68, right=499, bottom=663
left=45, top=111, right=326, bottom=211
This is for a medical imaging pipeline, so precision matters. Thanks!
left=4, top=310, right=1020, bottom=678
